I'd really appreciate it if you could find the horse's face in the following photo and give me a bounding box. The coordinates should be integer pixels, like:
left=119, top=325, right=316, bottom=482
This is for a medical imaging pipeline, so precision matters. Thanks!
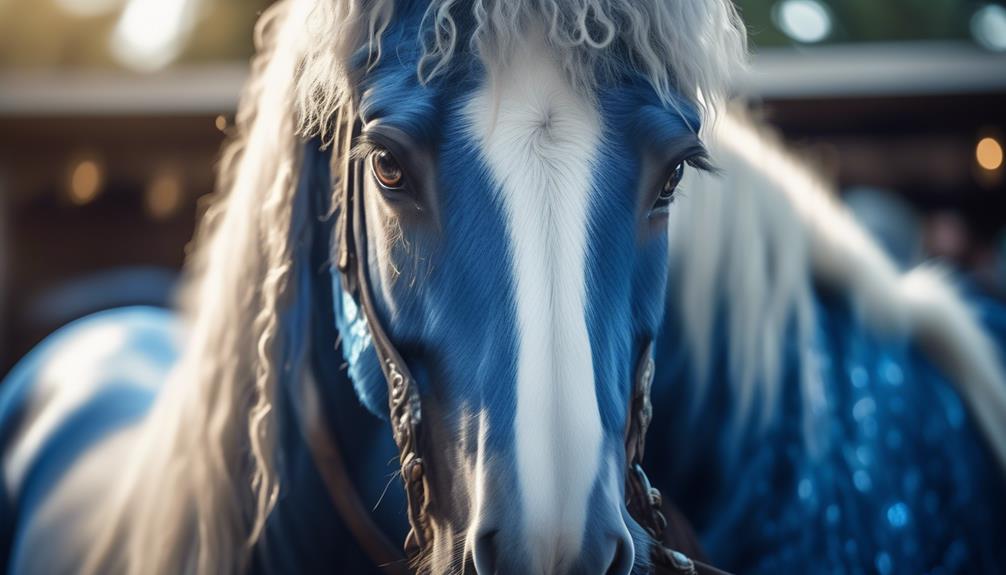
left=335, top=14, right=706, bottom=574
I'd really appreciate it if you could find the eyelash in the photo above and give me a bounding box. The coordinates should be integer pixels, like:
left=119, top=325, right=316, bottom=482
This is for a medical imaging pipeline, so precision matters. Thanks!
left=650, top=151, right=712, bottom=213
left=681, top=148, right=714, bottom=173
left=350, top=139, right=383, bottom=162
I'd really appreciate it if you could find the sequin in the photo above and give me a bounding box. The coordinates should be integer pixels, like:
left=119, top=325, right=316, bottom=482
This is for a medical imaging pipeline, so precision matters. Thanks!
left=849, top=365, right=869, bottom=388
left=853, top=470, right=872, bottom=493
left=852, top=397, right=875, bottom=422
left=798, top=478, right=813, bottom=500
left=875, top=552, right=893, bottom=575
left=825, top=504, right=840, bottom=524
left=886, top=502, right=910, bottom=528
left=881, top=358, right=903, bottom=386
left=656, top=292, right=1006, bottom=574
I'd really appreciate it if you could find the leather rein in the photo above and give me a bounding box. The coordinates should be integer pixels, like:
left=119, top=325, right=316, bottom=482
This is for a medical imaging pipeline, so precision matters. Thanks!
left=298, top=108, right=728, bottom=575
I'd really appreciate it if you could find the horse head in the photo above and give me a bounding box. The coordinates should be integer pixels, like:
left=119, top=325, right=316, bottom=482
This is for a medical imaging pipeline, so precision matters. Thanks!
left=309, top=1, right=745, bottom=572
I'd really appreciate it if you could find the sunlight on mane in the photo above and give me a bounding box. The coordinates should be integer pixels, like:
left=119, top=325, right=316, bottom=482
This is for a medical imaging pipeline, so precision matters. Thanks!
left=297, top=0, right=748, bottom=140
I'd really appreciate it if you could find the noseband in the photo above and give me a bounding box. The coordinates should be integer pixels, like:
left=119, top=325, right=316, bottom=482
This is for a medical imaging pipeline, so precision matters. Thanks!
left=300, top=106, right=728, bottom=574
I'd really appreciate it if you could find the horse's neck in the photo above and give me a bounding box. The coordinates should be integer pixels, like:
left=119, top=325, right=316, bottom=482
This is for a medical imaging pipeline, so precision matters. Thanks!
left=254, top=323, right=406, bottom=572
left=251, top=141, right=408, bottom=572
left=646, top=289, right=808, bottom=529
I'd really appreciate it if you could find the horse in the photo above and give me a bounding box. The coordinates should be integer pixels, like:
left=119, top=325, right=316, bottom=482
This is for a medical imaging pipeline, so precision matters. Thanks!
left=2, top=0, right=1005, bottom=573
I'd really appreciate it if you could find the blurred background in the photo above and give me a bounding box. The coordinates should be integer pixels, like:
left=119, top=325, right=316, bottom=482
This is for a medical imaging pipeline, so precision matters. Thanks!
left=0, top=0, right=1004, bottom=373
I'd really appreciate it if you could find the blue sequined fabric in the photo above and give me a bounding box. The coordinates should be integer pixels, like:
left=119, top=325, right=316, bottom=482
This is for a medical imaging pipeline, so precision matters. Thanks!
left=651, top=288, right=1006, bottom=574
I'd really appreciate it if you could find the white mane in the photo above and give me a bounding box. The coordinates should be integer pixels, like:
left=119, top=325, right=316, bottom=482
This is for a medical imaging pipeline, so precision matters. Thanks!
left=297, top=0, right=748, bottom=139
left=81, top=1, right=749, bottom=574
left=671, top=112, right=1006, bottom=468
left=78, top=0, right=1006, bottom=571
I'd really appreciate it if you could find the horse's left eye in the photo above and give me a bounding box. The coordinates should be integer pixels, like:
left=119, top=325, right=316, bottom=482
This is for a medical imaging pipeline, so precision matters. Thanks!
left=371, top=148, right=405, bottom=190
left=653, top=162, right=685, bottom=212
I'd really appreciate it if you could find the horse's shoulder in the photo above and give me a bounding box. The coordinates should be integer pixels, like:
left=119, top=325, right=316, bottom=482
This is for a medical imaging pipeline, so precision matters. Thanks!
left=0, top=306, right=181, bottom=501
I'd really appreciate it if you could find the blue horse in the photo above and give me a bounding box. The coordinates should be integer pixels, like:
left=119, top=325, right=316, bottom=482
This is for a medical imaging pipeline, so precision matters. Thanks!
left=2, top=1, right=1005, bottom=574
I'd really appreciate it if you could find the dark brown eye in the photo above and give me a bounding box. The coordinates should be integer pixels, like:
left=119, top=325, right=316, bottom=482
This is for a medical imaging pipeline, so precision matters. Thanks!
left=653, top=162, right=684, bottom=212
left=371, top=148, right=404, bottom=190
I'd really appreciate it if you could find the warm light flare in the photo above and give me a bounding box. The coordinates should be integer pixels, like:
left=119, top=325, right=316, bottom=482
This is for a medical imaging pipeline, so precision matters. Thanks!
left=976, top=136, right=1004, bottom=171
left=109, top=0, right=200, bottom=72
left=69, top=160, right=103, bottom=205
left=145, top=172, right=184, bottom=220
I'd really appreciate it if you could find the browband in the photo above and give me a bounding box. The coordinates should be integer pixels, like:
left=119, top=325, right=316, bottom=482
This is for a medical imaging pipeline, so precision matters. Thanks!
left=298, top=106, right=731, bottom=574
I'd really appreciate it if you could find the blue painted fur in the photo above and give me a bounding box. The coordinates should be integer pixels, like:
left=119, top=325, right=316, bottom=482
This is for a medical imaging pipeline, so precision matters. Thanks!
left=1, top=2, right=1005, bottom=574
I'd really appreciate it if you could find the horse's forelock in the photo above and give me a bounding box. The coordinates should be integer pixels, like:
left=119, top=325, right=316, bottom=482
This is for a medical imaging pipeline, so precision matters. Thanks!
left=295, top=0, right=748, bottom=141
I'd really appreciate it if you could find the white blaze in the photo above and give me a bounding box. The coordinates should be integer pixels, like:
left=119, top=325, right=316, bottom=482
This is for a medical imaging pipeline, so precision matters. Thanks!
left=465, top=36, right=604, bottom=570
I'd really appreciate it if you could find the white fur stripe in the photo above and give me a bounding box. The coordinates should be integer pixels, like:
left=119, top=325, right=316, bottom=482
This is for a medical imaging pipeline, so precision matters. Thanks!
left=466, top=36, right=603, bottom=570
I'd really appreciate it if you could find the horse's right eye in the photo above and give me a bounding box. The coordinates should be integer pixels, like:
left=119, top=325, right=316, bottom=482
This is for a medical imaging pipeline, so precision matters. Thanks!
left=652, top=162, right=685, bottom=214
left=371, top=148, right=405, bottom=190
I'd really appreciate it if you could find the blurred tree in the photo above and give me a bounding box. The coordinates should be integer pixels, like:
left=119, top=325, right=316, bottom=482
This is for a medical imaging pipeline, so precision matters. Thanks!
left=736, top=0, right=1004, bottom=47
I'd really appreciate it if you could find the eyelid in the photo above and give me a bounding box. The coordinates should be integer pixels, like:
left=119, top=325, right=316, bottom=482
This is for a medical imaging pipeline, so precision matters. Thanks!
left=667, top=143, right=713, bottom=175
left=354, top=134, right=422, bottom=205
left=352, top=131, right=407, bottom=172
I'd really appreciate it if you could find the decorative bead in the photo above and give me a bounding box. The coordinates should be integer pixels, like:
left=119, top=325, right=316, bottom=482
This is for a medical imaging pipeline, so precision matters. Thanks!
left=874, top=551, right=892, bottom=575
left=643, top=357, right=655, bottom=386
left=668, top=550, right=695, bottom=572
left=649, top=487, right=663, bottom=508
left=409, top=458, right=424, bottom=481
left=885, top=502, right=910, bottom=529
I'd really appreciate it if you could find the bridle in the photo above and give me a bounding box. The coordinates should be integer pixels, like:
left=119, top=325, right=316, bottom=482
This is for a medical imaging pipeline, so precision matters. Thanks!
left=299, top=105, right=729, bottom=574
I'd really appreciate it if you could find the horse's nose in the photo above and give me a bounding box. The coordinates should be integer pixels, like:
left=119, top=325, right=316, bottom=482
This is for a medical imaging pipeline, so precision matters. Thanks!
left=472, top=525, right=634, bottom=575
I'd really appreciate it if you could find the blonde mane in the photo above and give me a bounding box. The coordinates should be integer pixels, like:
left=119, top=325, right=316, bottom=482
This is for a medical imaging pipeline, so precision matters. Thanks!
left=81, top=1, right=748, bottom=573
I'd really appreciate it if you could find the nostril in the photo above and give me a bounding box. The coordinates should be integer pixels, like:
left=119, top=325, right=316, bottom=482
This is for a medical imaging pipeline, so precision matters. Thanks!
left=605, top=535, right=635, bottom=575
left=472, top=528, right=499, bottom=575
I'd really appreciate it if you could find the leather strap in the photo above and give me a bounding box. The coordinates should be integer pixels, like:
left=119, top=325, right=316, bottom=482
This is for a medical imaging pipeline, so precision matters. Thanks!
left=296, top=374, right=410, bottom=574
left=335, top=109, right=435, bottom=561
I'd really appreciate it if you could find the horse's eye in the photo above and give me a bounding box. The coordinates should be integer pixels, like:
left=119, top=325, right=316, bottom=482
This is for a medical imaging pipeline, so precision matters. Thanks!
left=371, top=148, right=405, bottom=190
left=653, top=162, right=685, bottom=212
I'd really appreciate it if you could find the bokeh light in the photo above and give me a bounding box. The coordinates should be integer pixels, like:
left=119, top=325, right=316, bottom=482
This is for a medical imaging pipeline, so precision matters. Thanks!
left=109, top=0, right=200, bottom=72
left=68, top=159, right=104, bottom=205
left=971, top=4, right=1006, bottom=52
left=145, top=171, right=184, bottom=220
left=773, top=0, right=833, bottom=44
left=977, top=136, right=1004, bottom=171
